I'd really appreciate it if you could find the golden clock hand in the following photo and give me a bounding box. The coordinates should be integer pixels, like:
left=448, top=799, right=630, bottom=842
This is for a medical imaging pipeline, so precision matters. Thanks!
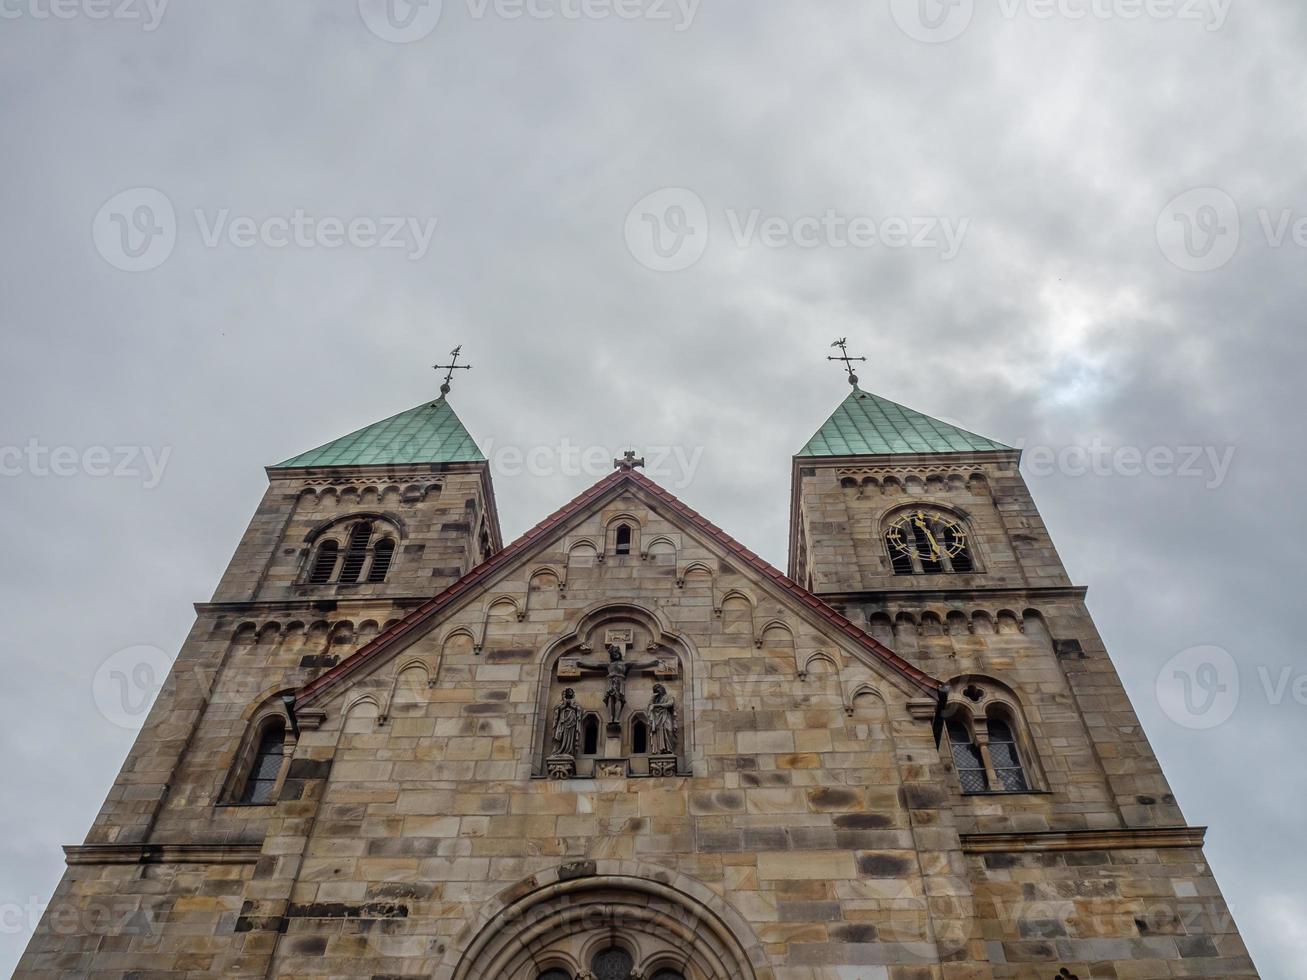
left=913, top=516, right=941, bottom=559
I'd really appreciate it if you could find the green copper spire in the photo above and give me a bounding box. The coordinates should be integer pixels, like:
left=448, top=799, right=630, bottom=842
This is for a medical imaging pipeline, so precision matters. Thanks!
left=273, top=397, right=487, bottom=469
left=798, top=386, right=1011, bottom=457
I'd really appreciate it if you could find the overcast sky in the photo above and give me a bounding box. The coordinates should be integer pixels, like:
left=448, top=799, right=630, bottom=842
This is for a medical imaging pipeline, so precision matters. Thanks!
left=2, top=1, right=1305, bottom=976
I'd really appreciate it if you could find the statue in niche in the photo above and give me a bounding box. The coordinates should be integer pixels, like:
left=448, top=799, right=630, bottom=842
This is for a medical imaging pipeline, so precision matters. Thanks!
left=550, top=688, right=583, bottom=758
left=648, top=683, right=678, bottom=755
left=577, top=644, right=661, bottom=727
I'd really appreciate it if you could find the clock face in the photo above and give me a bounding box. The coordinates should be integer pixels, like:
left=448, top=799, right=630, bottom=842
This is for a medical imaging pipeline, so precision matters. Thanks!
left=886, top=510, right=968, bottom=563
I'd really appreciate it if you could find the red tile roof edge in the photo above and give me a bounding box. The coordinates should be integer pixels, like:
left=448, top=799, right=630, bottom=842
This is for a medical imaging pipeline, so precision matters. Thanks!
left=296, top=469, right=942, bottom=707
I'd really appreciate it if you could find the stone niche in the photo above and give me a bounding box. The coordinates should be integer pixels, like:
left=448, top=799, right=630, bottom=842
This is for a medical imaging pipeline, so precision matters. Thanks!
left=535, top=612, right=686, bottom=779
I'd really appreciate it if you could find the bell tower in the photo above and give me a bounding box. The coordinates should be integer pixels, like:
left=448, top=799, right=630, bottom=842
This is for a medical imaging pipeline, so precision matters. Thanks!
left=213, top=391, right=502, bottom=604
left=788, top=380, right=1069, bottom=597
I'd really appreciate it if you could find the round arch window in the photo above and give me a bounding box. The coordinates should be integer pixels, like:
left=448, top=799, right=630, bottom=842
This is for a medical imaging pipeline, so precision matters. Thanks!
left=592, top=947, right=634, bottom=980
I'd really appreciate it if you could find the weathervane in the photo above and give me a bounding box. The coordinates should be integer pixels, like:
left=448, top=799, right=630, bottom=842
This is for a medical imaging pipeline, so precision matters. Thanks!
left=433, top=345, right=473, bottom=397
left=828, top=338, right=866, bottom=386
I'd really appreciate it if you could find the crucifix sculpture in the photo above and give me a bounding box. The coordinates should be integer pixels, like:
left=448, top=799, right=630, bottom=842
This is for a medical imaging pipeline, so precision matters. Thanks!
left=576, top=643, right=662, bottom=728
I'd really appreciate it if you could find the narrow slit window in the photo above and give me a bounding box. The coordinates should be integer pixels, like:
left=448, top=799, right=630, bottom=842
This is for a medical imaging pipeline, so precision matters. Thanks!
left=631, top=716, right=648, bottom=755
left=615, top=524, right=632, bottom=555
left=947, top=718, right=989, bottom=793
left=987, top=716, right=1029, bottom=792
left=367, top=538, right=395, bottom=583
left=240, top=719, right=286, bottom=804
left=582, top=716, right=600, bottom=756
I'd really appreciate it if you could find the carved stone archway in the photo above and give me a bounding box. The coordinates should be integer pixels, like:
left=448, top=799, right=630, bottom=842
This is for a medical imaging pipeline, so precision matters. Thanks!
left=444, top=867, right=765, bottom=980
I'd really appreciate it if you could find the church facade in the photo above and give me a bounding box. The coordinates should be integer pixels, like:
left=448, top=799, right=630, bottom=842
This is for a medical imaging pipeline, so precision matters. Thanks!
left=17, top=382, right=1258, bottom=979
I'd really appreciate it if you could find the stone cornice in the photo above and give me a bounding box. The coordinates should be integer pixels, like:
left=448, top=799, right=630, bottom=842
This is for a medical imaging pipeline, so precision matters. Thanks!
left=64, top=843, right=263, bottom=866
left=194, top=597, right=434, bottom=616
left=815, top=585, right=1089, bottom=605
left=960, top=826, right=1207, bottom=854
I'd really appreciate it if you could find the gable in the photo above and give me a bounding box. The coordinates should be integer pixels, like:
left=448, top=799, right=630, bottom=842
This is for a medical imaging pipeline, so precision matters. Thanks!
left=296, top=470, right=941, bottom=715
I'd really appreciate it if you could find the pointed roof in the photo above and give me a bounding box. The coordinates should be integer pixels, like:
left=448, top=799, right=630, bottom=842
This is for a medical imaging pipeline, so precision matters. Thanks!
left=296, top=468, right=943, bottom=708
left=798, top=386, right=1011, bottom=457
left=272, top=396, right=486, bottom=469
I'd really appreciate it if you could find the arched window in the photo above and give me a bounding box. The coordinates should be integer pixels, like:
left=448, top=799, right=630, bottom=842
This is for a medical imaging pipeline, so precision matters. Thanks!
left=650, top=971, right=687, bottom=980
left=615, top=524, right=632, bottom=555
left=943, top=678, right=1041, bottom=794
left=304, top=519, right=400, bottom=586
left=884, top=509, right=975, bottom=576
left=239, top=718, right=287, bottom=804
left=592, top=948, right=634, bottom=980
left=537, top=971, right=571, bottom=980
left=946, top=718, right=989, bottom=793
left=987, top=714, right=1029, bottom=792
left=631, top=715, right=648, bottom=755
left=308, top=541, right=338, bottom=584
left=338, top=522, right=373, bottom=583
left=367, top=538, right=395, bottom=583
left=582, top=715, right=601, bottom=756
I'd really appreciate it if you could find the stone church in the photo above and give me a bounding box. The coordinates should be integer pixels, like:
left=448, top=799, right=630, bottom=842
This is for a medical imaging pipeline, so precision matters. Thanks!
left=18, top=377, right=1258, bottom=979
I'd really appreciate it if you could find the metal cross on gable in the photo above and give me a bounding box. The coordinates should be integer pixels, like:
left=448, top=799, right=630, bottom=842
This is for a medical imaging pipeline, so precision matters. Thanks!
left=433, top=345, right=473, bottom=397
left=828, top=337, right=867, bottom=386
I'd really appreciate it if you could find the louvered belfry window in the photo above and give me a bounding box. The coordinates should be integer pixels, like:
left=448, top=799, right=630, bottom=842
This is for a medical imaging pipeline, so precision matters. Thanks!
left=338, top=522, right=373, bottom=583
left=308, top=521, right=399, bottom=586
left=367, top=538, right=395, bottom=583
left=308, top=541, right=338, bottom=584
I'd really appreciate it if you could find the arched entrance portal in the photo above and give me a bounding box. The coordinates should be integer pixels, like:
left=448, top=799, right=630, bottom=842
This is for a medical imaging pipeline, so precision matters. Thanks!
left=447, top=869, right=763, bottom=980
